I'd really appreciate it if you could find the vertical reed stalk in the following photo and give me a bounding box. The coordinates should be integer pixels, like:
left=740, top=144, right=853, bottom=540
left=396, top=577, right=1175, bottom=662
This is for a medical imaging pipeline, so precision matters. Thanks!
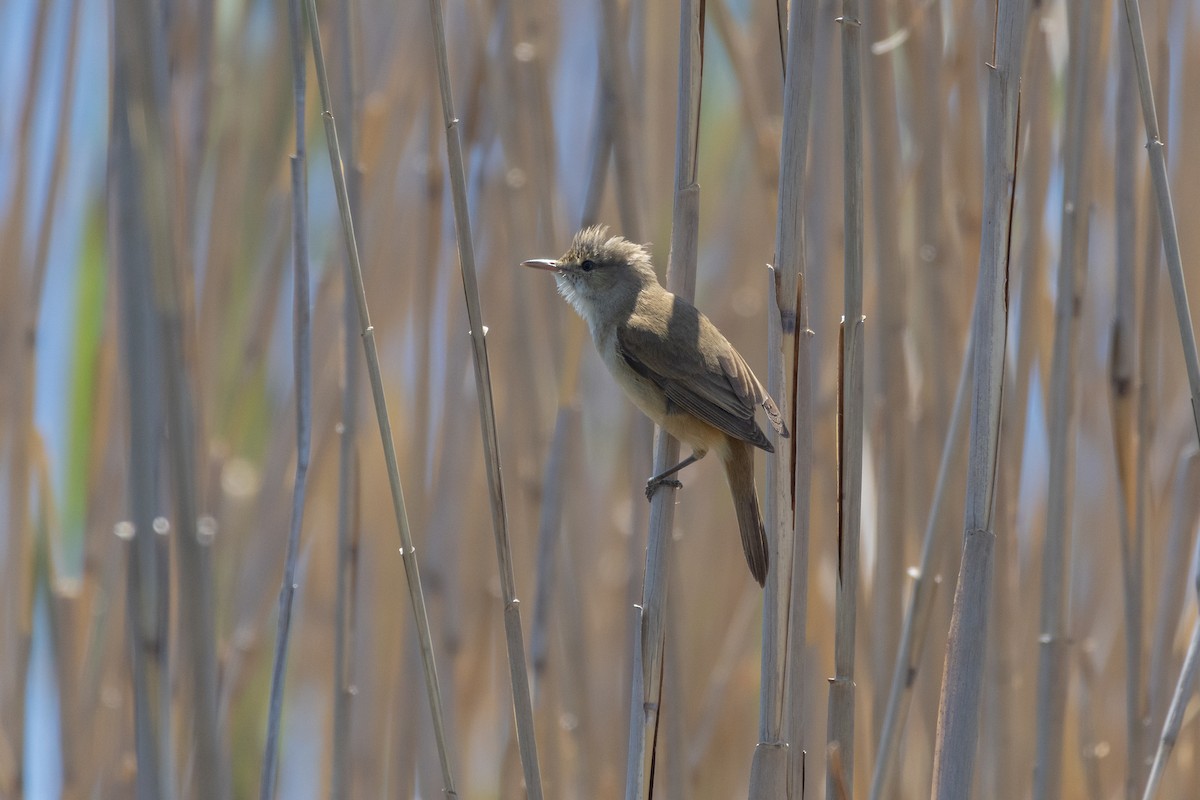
left=1032, top=2, right=1093, bottom=797
left=1112, top=13, right=1146, bottom=797
left=624, top=2, right=704, bottom=797
left=259, top=0, right=312, bottom=793
left=111, top=107, right=167, bottom=800
left=770, top=0, right=820, bottom=793
left=1119, top=0, right=1200, bottom=444
left=1139, top=45, right=1168, bottom=738
left=827, top=2, right=865, bottom=795
left=111, top=1, right=227, bottom=795
left=930, top=2, right=1028, bottom=796
left=302, top=0, right=458, bottom=793
left=424, top=0, right=544, bottom=794
left=752, top=0, right=820, bottom=790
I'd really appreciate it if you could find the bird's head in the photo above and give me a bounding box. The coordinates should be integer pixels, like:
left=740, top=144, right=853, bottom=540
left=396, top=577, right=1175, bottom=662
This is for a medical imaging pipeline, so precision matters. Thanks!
left=522, top=226, right=658, bottom=326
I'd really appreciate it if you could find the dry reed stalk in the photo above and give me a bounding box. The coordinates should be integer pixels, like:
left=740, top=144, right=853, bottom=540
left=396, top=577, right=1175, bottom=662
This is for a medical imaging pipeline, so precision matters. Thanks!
left=111, top=0, right=232, bottom=791
left=302, top=0, right=459, bottom=793
left=595, top=1, right=652, bottom=731
left=752, top=0, right=818, bottom=794
left=1118, top=0, right=1200, bottom=445
left=625, top=2, right=704, bottom=797
left=748, top=266, right=787, bottom=796
left=981, top=19, right=1053, bottom=798
left=752, top=266, right=792, bottom=798
left=826, top=2, right=865, bottom=796
left=1123, top=0, right=1200, bottom=784
left=930, top=2, right=1028, bottom=796
left=1113, top=12, right=1147, bottom=797
left=110, top=110, right=167, bottom=797
left=908, top=0, right=952, bottom=438
left=424, top=0, right=544, bottom=793
left=1139, top=43, right=1170, bottom=741
left=259, top=0, right=313, bottom=794
left=662, top=595, right=686, bottom=800
left=139, top=39, right=228, bottom=800
left=1032, top=2, right=1094, bottom=797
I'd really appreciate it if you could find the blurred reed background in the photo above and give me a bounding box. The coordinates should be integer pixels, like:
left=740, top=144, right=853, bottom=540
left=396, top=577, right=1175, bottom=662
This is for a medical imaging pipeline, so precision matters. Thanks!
left=3, top=0, right=1200, bottom=797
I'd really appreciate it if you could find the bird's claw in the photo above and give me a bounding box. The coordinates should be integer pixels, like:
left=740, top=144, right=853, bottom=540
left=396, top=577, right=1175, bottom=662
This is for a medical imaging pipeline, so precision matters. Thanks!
left=645, top=477, right=683, bottom=502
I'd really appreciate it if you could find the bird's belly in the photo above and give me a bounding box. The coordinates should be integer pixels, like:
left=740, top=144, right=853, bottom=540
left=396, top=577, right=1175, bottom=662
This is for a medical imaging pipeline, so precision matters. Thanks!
left=599, top=340, right=728, bottom=458
left=604, top=350, right=670, bottom=422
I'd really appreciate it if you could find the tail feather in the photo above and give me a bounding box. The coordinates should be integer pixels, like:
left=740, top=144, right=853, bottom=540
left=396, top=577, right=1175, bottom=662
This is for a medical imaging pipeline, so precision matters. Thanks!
left=723, top=441, right=769, bottom=586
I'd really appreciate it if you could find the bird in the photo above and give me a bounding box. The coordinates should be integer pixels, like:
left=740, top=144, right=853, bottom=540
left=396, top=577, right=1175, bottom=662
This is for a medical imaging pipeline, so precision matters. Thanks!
left=522, top=226, right=788, bottom=586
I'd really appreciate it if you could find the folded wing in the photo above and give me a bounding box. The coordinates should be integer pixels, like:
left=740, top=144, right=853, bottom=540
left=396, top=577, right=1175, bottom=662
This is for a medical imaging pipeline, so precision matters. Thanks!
left=617, top=310, right=787, bottom=452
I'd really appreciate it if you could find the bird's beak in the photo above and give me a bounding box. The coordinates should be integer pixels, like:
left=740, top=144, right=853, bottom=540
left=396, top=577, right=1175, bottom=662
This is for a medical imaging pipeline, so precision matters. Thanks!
left=521, top=258, right=560, bottom=272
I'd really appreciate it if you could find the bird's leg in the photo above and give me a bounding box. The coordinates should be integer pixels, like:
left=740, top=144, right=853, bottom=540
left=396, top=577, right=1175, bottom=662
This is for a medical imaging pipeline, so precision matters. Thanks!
left=645, top=451, right=704, bottom=501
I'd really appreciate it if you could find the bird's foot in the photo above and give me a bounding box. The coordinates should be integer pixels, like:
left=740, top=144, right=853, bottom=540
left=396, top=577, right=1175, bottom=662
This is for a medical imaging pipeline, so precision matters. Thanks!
left=645, top=476, right=683, bottom=502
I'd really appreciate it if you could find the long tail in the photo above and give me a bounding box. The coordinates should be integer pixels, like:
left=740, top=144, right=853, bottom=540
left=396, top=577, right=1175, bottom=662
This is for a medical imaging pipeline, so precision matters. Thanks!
left=722, top=440, right=769, bottom=586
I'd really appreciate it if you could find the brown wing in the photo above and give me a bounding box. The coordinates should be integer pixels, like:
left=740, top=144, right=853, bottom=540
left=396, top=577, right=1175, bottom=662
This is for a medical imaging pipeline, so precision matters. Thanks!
left=616, top=307, right=786, bottom=452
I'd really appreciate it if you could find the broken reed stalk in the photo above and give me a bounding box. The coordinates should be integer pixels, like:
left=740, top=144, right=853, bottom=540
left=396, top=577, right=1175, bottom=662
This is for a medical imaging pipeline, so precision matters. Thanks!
left=425, top=0, right=546, bottom=793
left=302, top=0, right=458, bottom=793
left=624, top=2, right=703, bottom=797
left=1033, top=1, right=1093, bottom=796
left=930, top=1, right=1028, bottom=796
left=259, top=0, right=312, bottom=795
left=870, top=319, right=974, bottom=800
left=827, top=1, right=865, bottom=795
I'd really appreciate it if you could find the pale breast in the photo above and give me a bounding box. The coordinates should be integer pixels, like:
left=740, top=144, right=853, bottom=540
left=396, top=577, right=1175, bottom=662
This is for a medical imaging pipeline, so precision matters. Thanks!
left=595, top=328, right=670, bottom=425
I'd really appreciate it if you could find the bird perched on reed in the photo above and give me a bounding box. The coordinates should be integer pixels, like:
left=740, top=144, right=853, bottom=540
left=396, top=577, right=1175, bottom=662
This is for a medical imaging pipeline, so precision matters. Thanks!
left=523, top=226, right=788, bottom=585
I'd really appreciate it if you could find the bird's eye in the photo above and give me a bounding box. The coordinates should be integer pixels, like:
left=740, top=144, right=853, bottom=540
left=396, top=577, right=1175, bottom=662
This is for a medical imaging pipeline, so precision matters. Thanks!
left=580, top=259, right=595, bottom=272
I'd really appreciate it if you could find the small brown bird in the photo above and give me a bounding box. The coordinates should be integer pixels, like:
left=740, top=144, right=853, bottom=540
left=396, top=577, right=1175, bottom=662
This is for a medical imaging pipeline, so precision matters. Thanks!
left=523, top=226, right=788, bottom=585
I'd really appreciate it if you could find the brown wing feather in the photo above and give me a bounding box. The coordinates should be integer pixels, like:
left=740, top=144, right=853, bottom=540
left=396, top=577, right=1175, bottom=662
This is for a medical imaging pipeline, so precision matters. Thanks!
left=617, top=307, right=781, bottom=452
